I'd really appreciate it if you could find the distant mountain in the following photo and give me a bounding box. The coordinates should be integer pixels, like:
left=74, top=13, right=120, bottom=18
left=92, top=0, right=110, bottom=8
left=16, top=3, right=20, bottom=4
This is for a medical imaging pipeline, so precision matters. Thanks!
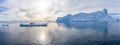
left=56, top=9, right=116, bottom=23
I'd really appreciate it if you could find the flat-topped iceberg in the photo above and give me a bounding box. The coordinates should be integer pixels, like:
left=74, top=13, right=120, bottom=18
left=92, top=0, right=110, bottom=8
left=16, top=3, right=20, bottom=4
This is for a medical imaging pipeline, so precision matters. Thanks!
left=56, top=9, right=116, bottom=23
left=20, top=23, right=48, bottom=27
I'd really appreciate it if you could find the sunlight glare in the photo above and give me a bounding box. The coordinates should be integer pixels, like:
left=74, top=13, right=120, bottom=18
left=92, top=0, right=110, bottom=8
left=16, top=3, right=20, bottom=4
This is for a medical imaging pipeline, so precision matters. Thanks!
left=32, top=0, right=52, bottom=11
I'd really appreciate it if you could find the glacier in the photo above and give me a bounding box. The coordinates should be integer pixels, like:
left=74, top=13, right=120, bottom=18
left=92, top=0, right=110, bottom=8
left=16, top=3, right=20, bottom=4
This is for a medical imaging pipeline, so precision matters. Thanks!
left=56, top=9, right=117, bottom=23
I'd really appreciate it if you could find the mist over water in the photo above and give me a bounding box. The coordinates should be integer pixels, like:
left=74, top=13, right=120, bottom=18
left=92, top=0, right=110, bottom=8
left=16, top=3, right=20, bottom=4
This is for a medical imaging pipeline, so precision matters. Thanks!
left=0, top=22, right=120, bottom=45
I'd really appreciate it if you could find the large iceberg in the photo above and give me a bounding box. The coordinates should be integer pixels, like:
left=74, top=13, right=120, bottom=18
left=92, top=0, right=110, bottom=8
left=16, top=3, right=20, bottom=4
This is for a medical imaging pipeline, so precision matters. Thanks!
left=56, top=14, right=72, bottom=23
left=109, top=13, right=120, bottom=21
left=56, top=9, right=116, bottom=23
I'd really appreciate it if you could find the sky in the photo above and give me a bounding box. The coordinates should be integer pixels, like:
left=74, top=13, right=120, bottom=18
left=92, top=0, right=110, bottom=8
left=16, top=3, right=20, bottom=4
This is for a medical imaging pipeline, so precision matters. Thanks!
left=0, top=0, right=120, bottom=21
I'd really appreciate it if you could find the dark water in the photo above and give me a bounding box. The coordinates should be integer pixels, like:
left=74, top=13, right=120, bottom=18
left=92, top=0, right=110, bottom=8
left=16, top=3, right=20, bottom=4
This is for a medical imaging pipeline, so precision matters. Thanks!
left=0, top=22, right=120, bottom=45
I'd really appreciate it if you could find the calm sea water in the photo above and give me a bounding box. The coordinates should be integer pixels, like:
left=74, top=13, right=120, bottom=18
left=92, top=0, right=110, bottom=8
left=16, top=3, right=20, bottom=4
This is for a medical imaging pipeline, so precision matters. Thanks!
left=0, top=22, right=120, bottom=45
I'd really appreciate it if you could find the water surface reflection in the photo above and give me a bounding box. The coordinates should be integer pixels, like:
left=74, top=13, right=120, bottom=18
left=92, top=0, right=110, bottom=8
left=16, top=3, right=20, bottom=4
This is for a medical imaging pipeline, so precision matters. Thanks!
left=0, top=22, right=120, bottom=45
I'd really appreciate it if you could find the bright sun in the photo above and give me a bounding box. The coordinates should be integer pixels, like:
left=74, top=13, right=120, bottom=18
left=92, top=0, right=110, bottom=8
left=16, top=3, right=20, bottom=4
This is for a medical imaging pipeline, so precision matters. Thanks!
left=30, top=0, right=54, bottom=20
left=32, top=0, right=52, bottom=11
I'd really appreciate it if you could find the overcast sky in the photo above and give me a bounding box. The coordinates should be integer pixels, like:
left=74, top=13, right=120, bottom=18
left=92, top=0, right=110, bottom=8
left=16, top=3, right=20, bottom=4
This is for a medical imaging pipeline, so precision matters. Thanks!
left=0, top=0, right=120, bottom=21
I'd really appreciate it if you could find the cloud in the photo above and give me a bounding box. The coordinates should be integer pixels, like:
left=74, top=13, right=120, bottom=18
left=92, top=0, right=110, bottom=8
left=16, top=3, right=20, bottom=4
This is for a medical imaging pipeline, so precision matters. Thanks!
left=0, top=6, right=8, bottom=12
left=1, top=0, right=57, bottom=21
left=54, top=0, right=120, bottom=14
left=0, top=0, right=120, bottom=21
left=0, top=0, right=6, bottom=4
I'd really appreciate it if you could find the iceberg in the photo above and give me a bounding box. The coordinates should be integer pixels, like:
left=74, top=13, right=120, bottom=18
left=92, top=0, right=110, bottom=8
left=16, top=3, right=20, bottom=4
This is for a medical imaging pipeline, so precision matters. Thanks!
left=56, top=14, right=72, bottom=23
left=56, top=9, right=116, bottom=23
left=109, top=13, right=120, bottom=21
left=20, top=23, right=48, bottom=27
